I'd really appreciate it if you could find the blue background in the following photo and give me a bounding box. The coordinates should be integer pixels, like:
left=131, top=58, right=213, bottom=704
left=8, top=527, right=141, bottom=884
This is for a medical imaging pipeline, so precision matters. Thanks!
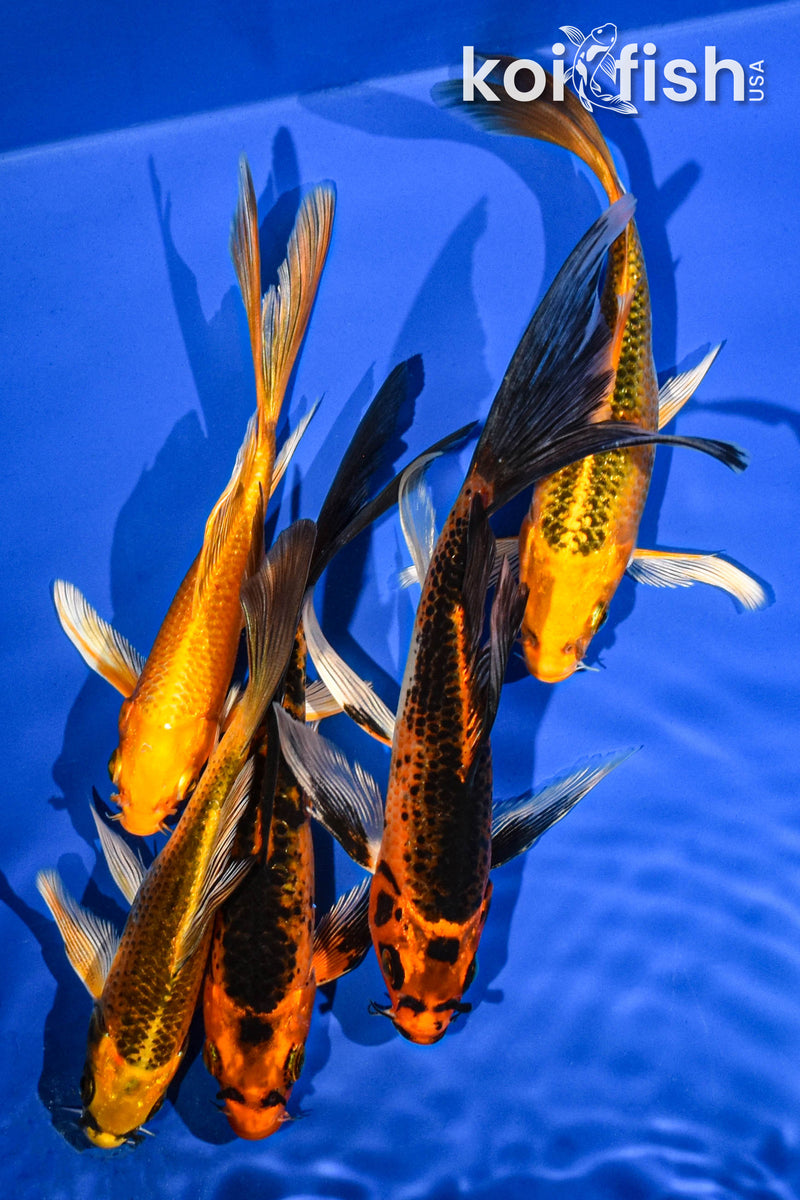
left=2, top=3, right=799, bottom=1197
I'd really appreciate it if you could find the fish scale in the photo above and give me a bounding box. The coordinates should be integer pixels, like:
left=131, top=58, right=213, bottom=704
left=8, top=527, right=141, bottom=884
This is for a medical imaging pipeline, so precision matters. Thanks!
left=384, top=490, right=493, bottom=927
left=102, top=729, right=252, bottom=1066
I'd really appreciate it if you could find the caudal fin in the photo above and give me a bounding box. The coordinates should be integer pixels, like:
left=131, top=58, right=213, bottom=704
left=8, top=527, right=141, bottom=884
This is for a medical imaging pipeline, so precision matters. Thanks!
left=261, top=183, right=336, bottom=431
left=468, top=196, right=634, bottom=513
left=433, top=57, right=624, bottom=203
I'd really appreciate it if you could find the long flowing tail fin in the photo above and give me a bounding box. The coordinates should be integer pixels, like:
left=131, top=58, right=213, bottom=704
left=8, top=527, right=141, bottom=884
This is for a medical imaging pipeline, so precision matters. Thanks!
left=468, top=196, right=633, bottom=513
left=433, top=59, right=623, bottom=203
left=231, top=162, right=335, bottom=443
left=261, top=183, right=336, bottom=431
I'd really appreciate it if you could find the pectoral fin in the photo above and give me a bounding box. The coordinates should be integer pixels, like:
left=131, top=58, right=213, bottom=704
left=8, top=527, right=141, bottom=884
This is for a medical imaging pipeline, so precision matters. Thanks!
left=398, top=452, right=440, bottom=589
left=302, top=593, right=395, bottom=745
left=304, top=678, right=343, bottom=722
left=274, top=705, right=383, bottom=873
left=491, top=748, right=636, bottom=870
left=313, top=877, right=371, bottom=986
left=91, top=800, right=146, bottom=906
left=627, top=548, right=768, bottom=611
left=657, top=344, right=723, bottom=429
left=36, top=869, right=120, bottom=999
left=52, top=580, right=144, bottom=696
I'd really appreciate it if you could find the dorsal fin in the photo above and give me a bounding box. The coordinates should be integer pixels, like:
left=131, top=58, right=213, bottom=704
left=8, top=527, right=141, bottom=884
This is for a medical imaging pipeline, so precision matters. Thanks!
left=174, top=757, right=256, bottom=971
left=261, top=183, right=336, bottom=426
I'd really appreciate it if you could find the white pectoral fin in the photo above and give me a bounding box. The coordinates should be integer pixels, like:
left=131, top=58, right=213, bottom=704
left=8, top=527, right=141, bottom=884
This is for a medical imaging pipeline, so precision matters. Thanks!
left=36, top=869, right=120, bottom=999
left=312, top=877, right=371, bottom=986
left=175, top=758, right=255, bottom=971
left=628, top=548, right=769, bottom=611
left=90, top=803, right=145, bottom=907
left=491, top=748, right=636, bottom=870
left=270, top=402, right=320, bottom=499
left=52, top=580, right=144, bottom=697
left=303, top=592, right=395, bottom=745
left=560, top=25, right=585, bottom=45
left=657, top=343, right=723, bottom=429
left=304, top=678, right=343, bottom=722
left=274, top=704, right=383, bottom=873
left=398, top=452, right=439, bottom=590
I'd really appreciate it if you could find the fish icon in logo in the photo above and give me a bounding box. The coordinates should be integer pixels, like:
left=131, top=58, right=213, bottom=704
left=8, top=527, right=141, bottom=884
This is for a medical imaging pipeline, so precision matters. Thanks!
left=560, top=23, right=639, bottom=114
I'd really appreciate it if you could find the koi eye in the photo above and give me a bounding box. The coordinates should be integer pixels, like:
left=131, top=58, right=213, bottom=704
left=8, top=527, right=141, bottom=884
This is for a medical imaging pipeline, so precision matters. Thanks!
left=217, top=1086, right=245, bottom=1104
left=79, top=1068, right=95, bottom=1106
left=203, top=1041, right=220, bottom=1074
left=379, top=944, right=405, bottom=991
left=285, top=1045, right=305, bottom=1084
left=261, top=1090, right=285, bottom=1108
left=464, top=955, right=478, bottom=990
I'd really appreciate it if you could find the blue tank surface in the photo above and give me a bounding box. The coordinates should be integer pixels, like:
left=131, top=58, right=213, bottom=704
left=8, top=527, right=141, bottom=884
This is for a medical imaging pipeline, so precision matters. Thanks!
left=1, top=3, right=798, bottom=1196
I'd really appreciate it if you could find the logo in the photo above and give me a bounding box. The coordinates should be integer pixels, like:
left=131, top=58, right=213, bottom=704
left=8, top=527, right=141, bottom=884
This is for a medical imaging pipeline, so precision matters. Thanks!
left=560, top=23, right=637, bottom=114
left=461, top=25, right=765, bottom=114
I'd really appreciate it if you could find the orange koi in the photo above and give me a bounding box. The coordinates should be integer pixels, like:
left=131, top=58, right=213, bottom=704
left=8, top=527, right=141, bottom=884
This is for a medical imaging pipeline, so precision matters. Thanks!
left=279, top=198, right=746, bottom=1043
left=203, top=644, right=371, bottom=1139
left=435, top=60, right=765, bottom=682
left=37, top=521, right=315, bottom=1147
left=53, top=160, right=334, bottom=833
left=201, top=356, right=473, bottom=1136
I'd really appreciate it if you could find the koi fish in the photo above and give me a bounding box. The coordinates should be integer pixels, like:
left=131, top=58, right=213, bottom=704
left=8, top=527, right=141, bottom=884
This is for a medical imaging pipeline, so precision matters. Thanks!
left=201, top=355, right=476, bottom=1136
left=200, top=357, right=420, bottom=1137
left=53, top=159, right=334, bottom=834
left=202, top=650, right=371, bottom=1139
left=435, top=60, right=766, bottom=682
left=277, top=199, right=747, bottom=1044
left=37, top=520, right=315, bottom=1147
left=560, top=23, right=638, bottom=115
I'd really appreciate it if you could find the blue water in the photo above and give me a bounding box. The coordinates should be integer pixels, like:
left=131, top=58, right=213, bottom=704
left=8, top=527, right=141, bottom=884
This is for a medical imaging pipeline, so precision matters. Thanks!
left=2, top=4, right=800, bottom=1197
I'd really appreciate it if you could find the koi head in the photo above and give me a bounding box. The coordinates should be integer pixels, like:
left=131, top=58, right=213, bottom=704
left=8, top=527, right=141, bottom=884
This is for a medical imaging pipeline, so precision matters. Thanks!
left=590, top=23, right=617, bottom=49
left=110, top=703, right=216, bottom=836
left=368, top=878, right=491, bottom=1045
left=518, top=514, right=631, bottom=683
left=79, top=1006, right=171, bottom=1149
left=202, top=976, right=314, bottom=1140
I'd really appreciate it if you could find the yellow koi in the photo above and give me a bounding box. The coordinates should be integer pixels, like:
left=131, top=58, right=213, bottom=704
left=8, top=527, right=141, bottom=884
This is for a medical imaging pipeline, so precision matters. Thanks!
left=436, top=60, right=765, bottom=682
left=37, top=521, right=315, bottom=1147
left=53, top=160, right=334, bottom=833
